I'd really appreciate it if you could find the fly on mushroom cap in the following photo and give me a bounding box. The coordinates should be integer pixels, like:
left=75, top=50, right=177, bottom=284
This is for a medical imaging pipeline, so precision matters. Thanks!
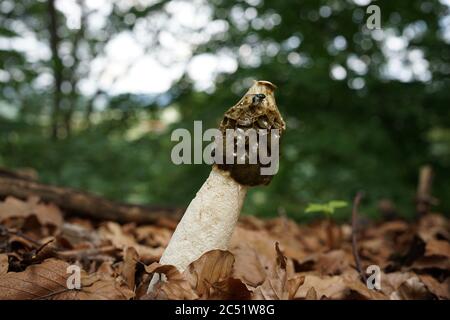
left=252, top=93, right=266, bottom=106
left=215, top=80, right=286, bottom=186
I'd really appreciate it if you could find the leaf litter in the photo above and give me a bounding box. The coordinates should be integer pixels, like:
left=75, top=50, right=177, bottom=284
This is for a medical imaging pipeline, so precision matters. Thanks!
left=0, top=196, right=448, bottom=300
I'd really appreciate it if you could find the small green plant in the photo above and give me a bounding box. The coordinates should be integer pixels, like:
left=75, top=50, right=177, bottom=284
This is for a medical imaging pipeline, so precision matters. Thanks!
left=305, top=200, right=348, bottom=250
left=305, top=200, right=348, bottom=216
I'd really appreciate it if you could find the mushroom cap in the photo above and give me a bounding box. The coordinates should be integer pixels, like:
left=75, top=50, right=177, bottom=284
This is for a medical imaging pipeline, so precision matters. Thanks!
left=215, top=80, right=286, bottom=186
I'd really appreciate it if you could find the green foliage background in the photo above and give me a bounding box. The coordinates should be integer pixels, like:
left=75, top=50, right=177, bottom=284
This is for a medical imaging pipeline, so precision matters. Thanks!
left=1, top=0, right=449, bottom=220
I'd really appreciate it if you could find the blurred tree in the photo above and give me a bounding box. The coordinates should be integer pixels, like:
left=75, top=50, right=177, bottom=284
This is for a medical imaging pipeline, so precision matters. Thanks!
left=173, top=0, right=450, bottom=218
left=0, top=0, right=449, bottom=220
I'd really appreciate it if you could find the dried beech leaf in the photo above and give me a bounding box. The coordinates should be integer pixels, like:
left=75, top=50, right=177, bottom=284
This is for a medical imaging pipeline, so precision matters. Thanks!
left=231, top=245, right=267, bottom=287
left=275, top=242, right=287, bottom=269
left=208, top=277, right=252, bottom=300
left=424, top=239, right=450, bottom=258
left=342, top=273, right=387, bottom=300
left=409, top=236, right=450, bottom=272
left=390, top=276, right=433, bottom=300
left=0, top=258, right=134, bottom=300
left=418, top=214, right=449, bottom=242
left=0, top=258, right=71, bottom=300
left=0, top=254, right=8, bottom=275
left=418, top=275, right=450, bottom=300
left=305, top=287, right=318, bottom=300
left=381, top=272, right=415, bottom=296
left=97, top=261, right=115, bottom=276
left=70, top=279, right=135, bottom=300
left=412, top=256, right=450, bottom=271
left=287, top=276, right=305, bottom=299
left=317, top=250, right=353, bottom=275
left=135, top=225, right=172, bottom=248
left=297, top=250, right=352, bottom=276
left=98, top=222, right=163, bottom=261
left=60, top=222, right=101, bottom=247
left=184, top=250, right=235, bottom=299
left=230, top=227, right=278, bottom=265
left=294, top=272, right=387, bottom=300
left=0, top=189, right=448, bottom=302
left=143, top=263, right=198, bottom=300
left=121, top=246, right=139, bottom=290
left=294, top=275, right=347, bottom=299
left=252, top=243, right=304, bottom=300
left=0, top=196, right=63, bottom=228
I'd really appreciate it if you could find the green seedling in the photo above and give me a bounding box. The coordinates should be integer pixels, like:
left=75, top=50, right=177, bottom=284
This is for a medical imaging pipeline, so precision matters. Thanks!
left=305, top=200, right=348, bottom=216
left=305, top=200, right=348, bottom=249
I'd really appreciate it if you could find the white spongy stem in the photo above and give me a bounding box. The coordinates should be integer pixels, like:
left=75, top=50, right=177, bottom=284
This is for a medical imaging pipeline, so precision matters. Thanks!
left=147, top=167, right=247, bottom=293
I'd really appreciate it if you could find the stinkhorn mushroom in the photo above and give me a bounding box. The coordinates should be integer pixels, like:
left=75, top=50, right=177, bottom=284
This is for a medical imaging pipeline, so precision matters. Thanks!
left=148, top=80, right=285, bottom=293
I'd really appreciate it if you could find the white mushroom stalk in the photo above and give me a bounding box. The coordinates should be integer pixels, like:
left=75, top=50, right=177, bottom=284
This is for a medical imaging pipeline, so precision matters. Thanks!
left=148, top=80, right=285, bottom=294
left=158, top=167, right=247, bottom=270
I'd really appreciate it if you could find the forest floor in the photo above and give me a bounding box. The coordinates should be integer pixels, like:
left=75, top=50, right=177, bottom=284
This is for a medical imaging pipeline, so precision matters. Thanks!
left=0, top=195, right=449, bottom=300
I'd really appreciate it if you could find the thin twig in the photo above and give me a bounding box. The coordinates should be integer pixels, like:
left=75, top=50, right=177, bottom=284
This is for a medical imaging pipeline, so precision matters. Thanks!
left=57, top=246, right=117, bottom=259
left=351, top=191, right=367, bottom=283
left=2, top=227, right=42, bottom=247
left=33, top=288, right=74, bottom=300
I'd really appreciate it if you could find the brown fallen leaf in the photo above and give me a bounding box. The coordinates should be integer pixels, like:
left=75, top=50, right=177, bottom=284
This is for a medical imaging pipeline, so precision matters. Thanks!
left=294, top=275, right=347, bottom=299
left=275, top=242, right=287, bottom=269
left=238, top=215, right=267, bottom=230
left=135, top=225, right=172, bottom=248
left=252, top=243, right=305, bottom=300
left=184, top=250, right=234, bottom=299
left=424, top=239, right=450, bottom=259
left=305, top=287, right=318, bottom=300
left=184, top=250, right=250, bottom=300
left=231, top=245, right=267, bottom=287
left=381, top=272, right=417, bottom=297
left=0, top=258, right=70, bottom=300
left=207, top=277, right=251, bottom=300
left=230, top=226, right=283, bottom=288
left=418, top=275, right=450, bottom=299
left=418, top=214, right=450, bottom=242
left=142, top=263, right=198, bottom=300
left=0, top=196, right=63, bottom=228
left=390, top=276, right=434, bottom=300
left=263, top=217, right=311, bottom=261
left=98, top=222, right=163, bottom=262
left=281, top=268, right=386, bottom=300
left=121, top=246, right=139, bottom=290
left=60, top=222, right=101, bottom=247
left=408, top=238, right=450, bottom=272
left=342, top=272, right=387, bottom=300
left=296, top=250, right=353, bottom=276
left=7, top=233, right=37, bottom=249
left=0, top=254, right=8, bottom=275
left=375, top=220, right=410, bottom=235
left=0, top=258, right=134, bottom=300
left=0, top=188, right=448, bottom=302
left=230, top=227, right=278, bottom=264
left=412, top=256, right=450, bottom=271
left=143, top=251, right=251, bottom=300
left=72, top=278, right=135, bottom=300
left=97, top=261, right=115, bottom=276
left=359, top=237, right=393, bottom=269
